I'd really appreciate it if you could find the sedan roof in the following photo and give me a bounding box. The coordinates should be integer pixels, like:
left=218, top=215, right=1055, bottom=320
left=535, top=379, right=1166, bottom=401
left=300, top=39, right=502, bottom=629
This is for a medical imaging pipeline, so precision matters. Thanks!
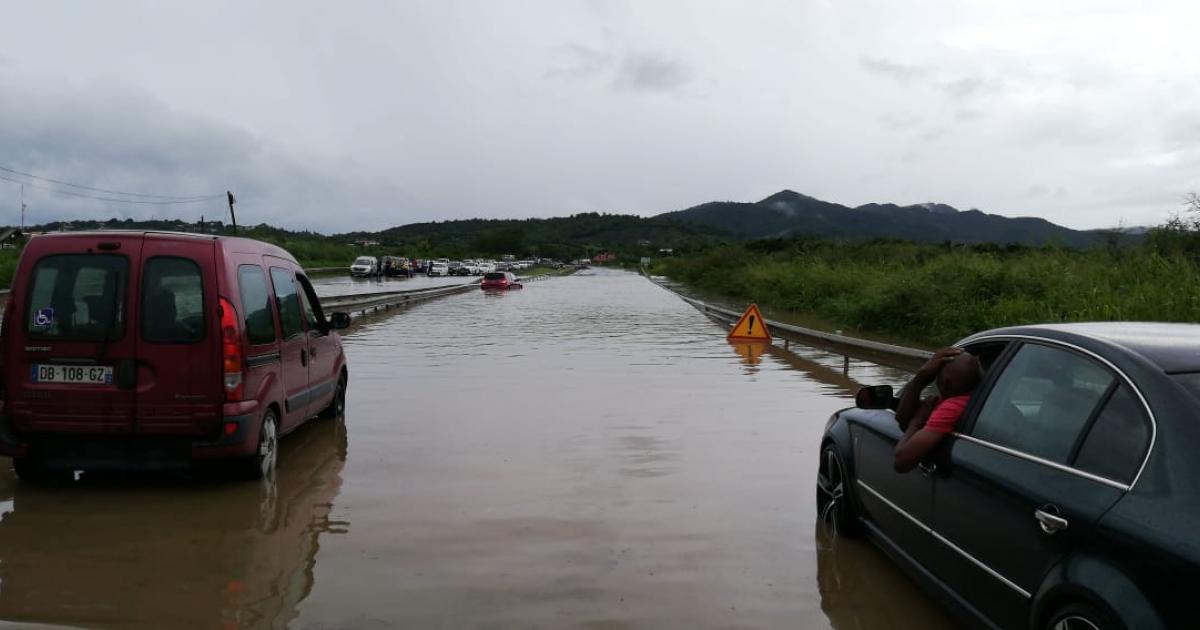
left=969, top=322, right=1200, bottom=373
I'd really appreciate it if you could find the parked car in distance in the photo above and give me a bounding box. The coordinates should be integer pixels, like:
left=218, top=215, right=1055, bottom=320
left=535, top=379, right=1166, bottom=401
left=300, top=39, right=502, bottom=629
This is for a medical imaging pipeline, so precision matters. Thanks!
left=380, top=255, right=411, bottom=277
left=349, top=256, right=378, bottom=277
left=818, top=322, right=1200, bottom=630
left=460, top=260, right=480, bottom=276
left=477, top=261, right=496, bottom=274
left=448, top=261, right=471, bottom=276
left=427, top=262, right=449, bottom=277
left=480, top=271, right=522, bottom=290
left=0, top=231, right=352, bottom=481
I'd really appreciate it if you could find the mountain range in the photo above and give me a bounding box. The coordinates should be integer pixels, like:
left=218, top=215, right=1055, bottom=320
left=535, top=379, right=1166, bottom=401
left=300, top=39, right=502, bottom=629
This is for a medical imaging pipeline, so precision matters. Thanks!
left=656, top=190, right=1111, bottom=248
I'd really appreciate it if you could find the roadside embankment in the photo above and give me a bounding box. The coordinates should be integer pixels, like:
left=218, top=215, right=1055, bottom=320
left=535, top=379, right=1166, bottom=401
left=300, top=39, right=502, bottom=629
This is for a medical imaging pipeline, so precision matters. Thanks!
left=651, top=237, right=1200, bottom=347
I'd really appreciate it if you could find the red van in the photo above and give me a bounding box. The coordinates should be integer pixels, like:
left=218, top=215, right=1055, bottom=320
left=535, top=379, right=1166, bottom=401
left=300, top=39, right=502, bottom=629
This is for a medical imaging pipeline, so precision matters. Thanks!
left=0, top=231, right=351, bottom=481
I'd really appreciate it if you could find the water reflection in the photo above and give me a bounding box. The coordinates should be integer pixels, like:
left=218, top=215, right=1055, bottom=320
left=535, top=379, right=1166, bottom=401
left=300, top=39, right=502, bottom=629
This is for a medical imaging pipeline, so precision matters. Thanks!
left=728, top=340, right=769, bottom=368
left=815, top=522, right=955, bottom=629
left=0, top=416, right=348, bottom=629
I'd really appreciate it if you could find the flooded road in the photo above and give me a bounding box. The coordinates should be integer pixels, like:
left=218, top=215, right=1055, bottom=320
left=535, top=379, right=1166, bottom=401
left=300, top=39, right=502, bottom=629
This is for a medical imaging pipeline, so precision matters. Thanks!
left=311, top=273, right=470, bottom=298
left=0, top=268, right=953, bottom=629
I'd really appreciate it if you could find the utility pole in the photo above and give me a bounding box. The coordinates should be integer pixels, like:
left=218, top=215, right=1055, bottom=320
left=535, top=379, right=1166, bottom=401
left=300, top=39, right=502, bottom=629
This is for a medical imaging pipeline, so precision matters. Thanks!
left=20, top=184, right=26, bottom=232
left=200, top=215, right=205, bottom=233
left=226, top=191, right=237, bottom=234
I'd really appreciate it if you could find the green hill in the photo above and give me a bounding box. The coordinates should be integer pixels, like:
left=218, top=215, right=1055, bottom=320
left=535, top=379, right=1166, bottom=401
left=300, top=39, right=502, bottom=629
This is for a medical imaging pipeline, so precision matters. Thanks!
left=657, top=190, right=1107, bottom=247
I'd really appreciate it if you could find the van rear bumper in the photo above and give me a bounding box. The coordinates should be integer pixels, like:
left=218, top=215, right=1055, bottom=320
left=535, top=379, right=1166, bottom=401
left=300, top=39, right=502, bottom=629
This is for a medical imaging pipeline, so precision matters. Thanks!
left=0, top=404, right=262, bottom=463
left=190, top=412, right=258, bottom=459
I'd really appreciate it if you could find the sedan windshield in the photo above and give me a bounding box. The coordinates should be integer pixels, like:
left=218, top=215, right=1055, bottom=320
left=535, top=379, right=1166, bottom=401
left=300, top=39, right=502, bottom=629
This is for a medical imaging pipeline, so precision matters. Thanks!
left=483, top=272, right=506, bottom=280
left=353, top=257, right=373, bottom=265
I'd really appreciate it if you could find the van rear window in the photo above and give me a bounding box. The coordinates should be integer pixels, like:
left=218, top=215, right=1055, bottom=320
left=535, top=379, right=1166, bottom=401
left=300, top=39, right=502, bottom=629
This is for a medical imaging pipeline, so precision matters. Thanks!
left=141, top=257, right=205, bottom=343
left=26, top=254, right=127, bottom=341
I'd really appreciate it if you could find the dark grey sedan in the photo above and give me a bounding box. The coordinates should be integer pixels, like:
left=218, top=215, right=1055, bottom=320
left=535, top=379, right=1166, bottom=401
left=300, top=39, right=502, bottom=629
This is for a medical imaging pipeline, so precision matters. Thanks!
left=818, top=323, right=1200, bottom=630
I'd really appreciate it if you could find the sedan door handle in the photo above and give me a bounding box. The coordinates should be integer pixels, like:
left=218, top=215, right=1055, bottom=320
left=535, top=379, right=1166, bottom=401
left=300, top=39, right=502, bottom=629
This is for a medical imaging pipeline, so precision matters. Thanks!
left=1034, top=507, right=1069, bottom=535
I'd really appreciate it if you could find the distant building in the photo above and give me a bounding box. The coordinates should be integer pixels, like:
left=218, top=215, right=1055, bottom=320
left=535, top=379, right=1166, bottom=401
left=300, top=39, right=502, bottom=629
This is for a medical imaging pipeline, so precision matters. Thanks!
left=353, top=239, right=380, bottom=247
left=658, top=248, right=674, bottom=255
left=593, top=252, right=617, bottom=264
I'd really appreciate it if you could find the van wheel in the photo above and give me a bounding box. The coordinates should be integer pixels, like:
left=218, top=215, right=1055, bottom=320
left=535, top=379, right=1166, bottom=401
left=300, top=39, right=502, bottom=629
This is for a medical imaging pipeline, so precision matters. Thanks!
left=238, top=410, right=279, bottom=480
left=320, top=375, right=347, bottom=419
left=13, top=456, right=48, bottom=483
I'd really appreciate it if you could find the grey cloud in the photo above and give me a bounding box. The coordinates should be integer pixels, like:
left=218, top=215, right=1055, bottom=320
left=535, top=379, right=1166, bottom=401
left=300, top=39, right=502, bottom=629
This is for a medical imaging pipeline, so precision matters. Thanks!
left=919, top=128, right=947, bottom=142
left=1162, top=114, right=1200, bottom=152
left=613, top=53, right=694, bottom=94
left=545, top=44, right=613, bottom=79
left=944, top=77, right=988, bottom=99
left=1024, top=185, right=1068, bottom=199
left=0, top=73, right=408, bottom=233
left=1018, top=108, right=1112, bottom=148
left=878, top=114, right=924, bottom=130
left=859, top=56, right=929, bottom=83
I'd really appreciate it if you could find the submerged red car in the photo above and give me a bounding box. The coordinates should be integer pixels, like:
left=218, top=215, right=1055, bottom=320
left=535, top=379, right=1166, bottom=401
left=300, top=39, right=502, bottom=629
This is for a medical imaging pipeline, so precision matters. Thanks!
left=480, top=271, right=522, bottom=290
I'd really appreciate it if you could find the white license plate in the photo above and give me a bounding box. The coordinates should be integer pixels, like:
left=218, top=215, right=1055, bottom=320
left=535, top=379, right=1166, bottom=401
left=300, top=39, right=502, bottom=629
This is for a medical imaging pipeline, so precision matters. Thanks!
left=30, top=364, right=113, bottom=385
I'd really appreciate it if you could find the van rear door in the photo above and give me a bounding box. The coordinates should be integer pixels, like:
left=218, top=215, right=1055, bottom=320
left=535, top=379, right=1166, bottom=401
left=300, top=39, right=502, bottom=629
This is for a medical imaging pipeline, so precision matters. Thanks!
left=133, top=236, right=222, bottom=437
left=8, top=236, right=143, bottom=435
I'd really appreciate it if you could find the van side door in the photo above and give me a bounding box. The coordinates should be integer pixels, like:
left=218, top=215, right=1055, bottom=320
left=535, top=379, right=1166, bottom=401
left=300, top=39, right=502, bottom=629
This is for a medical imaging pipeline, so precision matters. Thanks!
left=266, top=263, right=310, bottom=431
left=134, top=237, right=221, bottom=436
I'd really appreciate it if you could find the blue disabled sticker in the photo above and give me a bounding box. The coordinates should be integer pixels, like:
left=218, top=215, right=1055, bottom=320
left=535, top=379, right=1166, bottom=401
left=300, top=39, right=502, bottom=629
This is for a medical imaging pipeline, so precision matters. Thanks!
left=34, top=307, right=54, bottom=328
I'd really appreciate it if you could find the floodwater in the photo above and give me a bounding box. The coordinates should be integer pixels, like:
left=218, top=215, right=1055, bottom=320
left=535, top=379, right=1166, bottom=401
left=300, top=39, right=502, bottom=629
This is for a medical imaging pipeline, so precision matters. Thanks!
left=0, top=268, right=953, bottom=629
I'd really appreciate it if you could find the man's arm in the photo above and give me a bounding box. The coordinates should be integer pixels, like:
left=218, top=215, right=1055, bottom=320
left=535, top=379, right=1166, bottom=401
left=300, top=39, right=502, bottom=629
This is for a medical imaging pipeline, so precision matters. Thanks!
left=896, top=347, right=961, bottom=430
left=894, top=398, right=946, bottom=473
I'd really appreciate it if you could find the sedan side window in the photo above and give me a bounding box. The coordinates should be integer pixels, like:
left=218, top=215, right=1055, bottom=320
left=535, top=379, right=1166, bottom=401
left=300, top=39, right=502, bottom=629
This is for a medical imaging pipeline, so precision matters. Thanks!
left=1072, top=385, right=1149, bottom=483
left=971, top=344, right=1113, bottom=464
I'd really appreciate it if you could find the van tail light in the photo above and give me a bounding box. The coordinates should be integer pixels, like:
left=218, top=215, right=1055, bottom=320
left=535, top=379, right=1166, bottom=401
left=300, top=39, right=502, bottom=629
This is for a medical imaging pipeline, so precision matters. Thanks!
left=0, top=293, right=11, bottom=391
left=219, top=297, right=245, bottom=402
left=0, top=293, right=12, bottom=339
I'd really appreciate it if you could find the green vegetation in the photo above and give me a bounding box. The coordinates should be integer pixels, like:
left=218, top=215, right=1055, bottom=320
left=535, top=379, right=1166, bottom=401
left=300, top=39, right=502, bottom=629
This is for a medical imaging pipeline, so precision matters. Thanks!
left=0, top=247, right=19, bottom=289
left=342, top=212, right=723, bottom=261
left=652, top=226, right=1200, bottom=347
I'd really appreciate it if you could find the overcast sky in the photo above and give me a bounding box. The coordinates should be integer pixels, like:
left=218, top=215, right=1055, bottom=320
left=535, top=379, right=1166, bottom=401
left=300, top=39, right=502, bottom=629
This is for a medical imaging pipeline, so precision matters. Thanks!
left=1, top=0, right=1198, bottom=233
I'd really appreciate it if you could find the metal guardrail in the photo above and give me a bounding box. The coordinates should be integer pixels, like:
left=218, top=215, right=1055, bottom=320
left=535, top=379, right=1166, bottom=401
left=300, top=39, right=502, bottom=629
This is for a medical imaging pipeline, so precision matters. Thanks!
left=321, top=272, right=566, bottom=318
left=647, top=275, right=932, bottom=372
left=319, top=282, right=478, bottom=318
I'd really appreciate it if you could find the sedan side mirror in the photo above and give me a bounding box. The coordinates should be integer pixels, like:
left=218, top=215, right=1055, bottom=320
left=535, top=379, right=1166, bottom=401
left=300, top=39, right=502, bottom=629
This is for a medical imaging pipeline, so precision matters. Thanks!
left=855, top=385, right=895, bottom=410
left=329, top=312, right=351, bottom=330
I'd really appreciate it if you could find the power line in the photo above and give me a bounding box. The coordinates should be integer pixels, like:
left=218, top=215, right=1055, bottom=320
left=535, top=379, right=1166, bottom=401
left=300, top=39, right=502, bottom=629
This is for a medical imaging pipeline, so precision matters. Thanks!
left=0, top=173, right=223, bottom=205
left=0, top=163, right=222, bottom=202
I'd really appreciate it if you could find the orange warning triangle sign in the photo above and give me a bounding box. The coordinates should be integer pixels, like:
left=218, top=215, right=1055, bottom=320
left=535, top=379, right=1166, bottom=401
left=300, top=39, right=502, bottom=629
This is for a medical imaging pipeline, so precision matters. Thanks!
left=727, top=303, right=772, bottom=342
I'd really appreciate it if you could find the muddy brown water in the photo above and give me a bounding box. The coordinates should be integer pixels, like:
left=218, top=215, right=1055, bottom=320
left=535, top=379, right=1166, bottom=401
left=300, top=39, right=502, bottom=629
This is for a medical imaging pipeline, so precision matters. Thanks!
left=0, top=268, right=953, bottom=629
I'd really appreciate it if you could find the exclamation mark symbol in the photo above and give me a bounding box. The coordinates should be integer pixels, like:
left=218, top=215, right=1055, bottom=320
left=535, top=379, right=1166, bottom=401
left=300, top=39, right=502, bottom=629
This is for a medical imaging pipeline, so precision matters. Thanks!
left=748, top=315, right=755, bottom=334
